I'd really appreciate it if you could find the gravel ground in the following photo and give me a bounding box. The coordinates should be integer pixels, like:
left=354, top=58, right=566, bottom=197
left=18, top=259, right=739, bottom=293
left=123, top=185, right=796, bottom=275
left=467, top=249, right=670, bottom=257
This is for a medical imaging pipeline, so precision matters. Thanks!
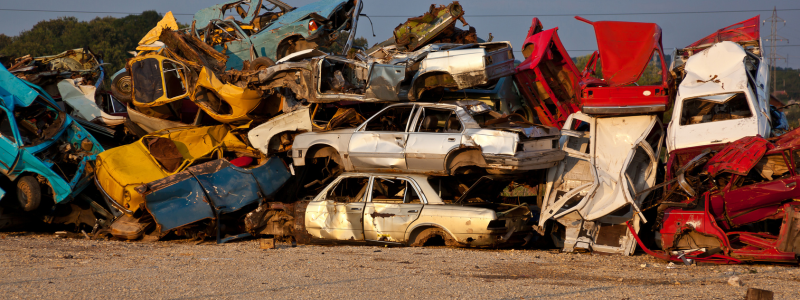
left=1, top=233, right=799, bottom=299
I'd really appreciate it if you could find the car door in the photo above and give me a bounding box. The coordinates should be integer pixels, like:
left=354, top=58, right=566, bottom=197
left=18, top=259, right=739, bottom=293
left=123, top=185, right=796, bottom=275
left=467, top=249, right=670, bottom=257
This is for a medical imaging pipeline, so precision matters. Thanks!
left=0, top=106, right=20, bottom=174
left=405, top=106, right=463, bottom=172
left=348, top=105, right=415, bottom=171
left=363, top=176, right=424, bottom=243
left=723, top=153, right=796, bottom=227
left=304, top=175, right=370, bottom=241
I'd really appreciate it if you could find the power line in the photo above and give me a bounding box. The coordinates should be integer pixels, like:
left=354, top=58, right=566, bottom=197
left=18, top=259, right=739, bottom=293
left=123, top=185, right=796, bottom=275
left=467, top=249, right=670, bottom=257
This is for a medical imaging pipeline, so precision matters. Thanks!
left=0, top=7, right=798, bottom=18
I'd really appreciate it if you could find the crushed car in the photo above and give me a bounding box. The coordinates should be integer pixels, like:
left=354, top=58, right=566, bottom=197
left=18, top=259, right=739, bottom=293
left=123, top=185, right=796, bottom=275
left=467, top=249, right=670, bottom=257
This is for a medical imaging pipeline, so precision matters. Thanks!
left=0, top=63, right=107, bottom=228
left=635, top=130, right=800, bottom=264
left=538, top=112, right=663, bottom=255
left=94, top=125, right=255, bottom=216
left=666, top=16, right=769, bottom=153
left=366, top=1, right=476, bottom=53
left=8, top=48, right=104, bottom=99
left=192, top=0, right=363, bottom=70
left=575, top=17, right=671, bottom=115
left=513, top=18, right=581, bottom=128
left=131, top=156, right=291, bottom=243
left=246, top=172, right=536, bottom=247
left=290, top=101, right=564, bottom=194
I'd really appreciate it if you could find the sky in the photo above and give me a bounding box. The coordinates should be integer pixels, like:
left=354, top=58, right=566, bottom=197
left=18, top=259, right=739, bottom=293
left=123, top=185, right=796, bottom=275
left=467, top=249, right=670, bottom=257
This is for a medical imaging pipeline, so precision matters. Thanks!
left=1, top=0, right=799, bottom=68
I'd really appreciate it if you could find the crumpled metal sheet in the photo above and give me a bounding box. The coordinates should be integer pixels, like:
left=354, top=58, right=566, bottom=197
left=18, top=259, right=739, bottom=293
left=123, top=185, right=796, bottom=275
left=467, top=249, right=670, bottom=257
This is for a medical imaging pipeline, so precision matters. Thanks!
left=140, top=157, right=291, bottom=233
left=705, top=136, right=772, bottom=177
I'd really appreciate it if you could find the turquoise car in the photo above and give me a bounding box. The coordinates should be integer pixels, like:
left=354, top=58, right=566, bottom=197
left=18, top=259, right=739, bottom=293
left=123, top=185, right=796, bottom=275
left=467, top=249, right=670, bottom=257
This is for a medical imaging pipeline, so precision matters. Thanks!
left=0, top=63, right=104, bottom=212
left=192, top=0, right=362, bottom=70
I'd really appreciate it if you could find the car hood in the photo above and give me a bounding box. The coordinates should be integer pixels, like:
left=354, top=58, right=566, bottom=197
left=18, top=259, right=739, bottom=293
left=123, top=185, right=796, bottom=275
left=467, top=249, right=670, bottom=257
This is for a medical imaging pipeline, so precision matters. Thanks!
left=576, top=17, right=663, bottom=87
left=677, top=41, right=750, bottom=100
left=264, top=0, right=349, bottom=32
left=0, top=63, right=37, bottom=108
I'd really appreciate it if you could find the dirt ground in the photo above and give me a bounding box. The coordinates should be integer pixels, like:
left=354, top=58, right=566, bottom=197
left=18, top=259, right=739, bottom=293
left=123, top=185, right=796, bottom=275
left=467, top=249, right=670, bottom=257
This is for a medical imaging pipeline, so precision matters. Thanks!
left=1, top=232, right=799, bottom=299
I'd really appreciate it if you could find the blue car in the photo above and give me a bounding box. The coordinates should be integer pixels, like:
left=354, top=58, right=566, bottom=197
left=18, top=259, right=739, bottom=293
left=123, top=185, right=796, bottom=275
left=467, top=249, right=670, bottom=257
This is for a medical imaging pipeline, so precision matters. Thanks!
left=0, top=63, right=104, bottom=212
left=193, top=0, right=362, bottom=70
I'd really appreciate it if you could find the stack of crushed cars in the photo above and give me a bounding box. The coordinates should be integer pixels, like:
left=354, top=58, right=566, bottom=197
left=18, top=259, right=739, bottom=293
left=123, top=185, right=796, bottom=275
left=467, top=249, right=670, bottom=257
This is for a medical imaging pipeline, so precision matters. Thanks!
left=1, top=0, right=798, bottom=265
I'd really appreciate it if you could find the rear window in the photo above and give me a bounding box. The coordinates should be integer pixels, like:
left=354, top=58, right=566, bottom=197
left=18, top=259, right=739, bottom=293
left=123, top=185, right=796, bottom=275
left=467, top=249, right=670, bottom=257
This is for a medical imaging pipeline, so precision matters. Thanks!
left=680, top=93, right=752, bottom=125
left=132, top=58, right=164, bottom=104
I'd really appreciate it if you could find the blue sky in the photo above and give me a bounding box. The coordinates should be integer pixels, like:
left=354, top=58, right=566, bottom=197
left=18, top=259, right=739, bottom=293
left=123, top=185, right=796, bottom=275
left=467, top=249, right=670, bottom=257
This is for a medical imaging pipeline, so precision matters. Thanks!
left=1, top=0, right=798, bottom=68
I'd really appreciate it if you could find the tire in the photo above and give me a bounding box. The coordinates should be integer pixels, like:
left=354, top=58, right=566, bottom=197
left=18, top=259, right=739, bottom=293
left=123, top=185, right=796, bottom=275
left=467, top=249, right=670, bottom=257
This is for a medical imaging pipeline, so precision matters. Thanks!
left=17, top=176, right=41, bottom=212
left=250, top=57, right=275, bottom=71
left=111, top=71, right=133, bottom=103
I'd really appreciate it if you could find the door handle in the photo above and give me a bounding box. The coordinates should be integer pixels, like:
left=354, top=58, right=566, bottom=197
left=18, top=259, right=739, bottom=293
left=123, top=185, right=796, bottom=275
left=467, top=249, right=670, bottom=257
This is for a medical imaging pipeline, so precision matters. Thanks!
left=447, top=138, right=455, bottom=142
left=395, top=137, right=403, bottom=140
left=407, top=210, right=419, bottom=213
left=351, top=207, right=362, bottom=211
left=787, top=182, right=797, bottom=188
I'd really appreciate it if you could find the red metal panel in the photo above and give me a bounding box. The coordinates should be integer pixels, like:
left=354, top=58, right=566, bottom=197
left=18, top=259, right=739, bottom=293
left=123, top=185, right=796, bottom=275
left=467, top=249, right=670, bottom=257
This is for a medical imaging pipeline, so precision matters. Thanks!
left=575, top=17, right=664, bottom=87
left=705, top=136, right=772, bottom=177
left=686, top=16, right=760, bottom=48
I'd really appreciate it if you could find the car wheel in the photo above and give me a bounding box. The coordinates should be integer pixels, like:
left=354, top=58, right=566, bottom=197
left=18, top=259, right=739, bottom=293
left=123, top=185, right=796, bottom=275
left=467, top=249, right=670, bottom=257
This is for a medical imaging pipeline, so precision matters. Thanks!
left=409, top=227, right=457, bottom=247
left=111, top=71, right=133, bottom=103
left=16, top=176, right=41, bottom=212
left=250, top=57, right=275, bottom=71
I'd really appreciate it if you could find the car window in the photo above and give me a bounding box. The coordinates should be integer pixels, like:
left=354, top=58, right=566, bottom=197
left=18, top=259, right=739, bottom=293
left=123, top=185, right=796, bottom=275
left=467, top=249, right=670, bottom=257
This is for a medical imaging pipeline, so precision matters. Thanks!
left=793, top=150, right=800, bottom=176
left=325, top=176, right=370, bottom=203
left=635, top=51, right=664, bottom=86
left=363, top=106, right=414, bottom=132
left=738, top=154, right=791, bottom=187
left=0, top=108, right=15, bottom=144
left=415, top=108, right=461, bottom=133
left=680, top=93, right=752, bottom=125
left=132, top=58, right=164, bottom=104
left=162, top=60, right=187, bottom=99
left=371, top=177, right=421, bottom=204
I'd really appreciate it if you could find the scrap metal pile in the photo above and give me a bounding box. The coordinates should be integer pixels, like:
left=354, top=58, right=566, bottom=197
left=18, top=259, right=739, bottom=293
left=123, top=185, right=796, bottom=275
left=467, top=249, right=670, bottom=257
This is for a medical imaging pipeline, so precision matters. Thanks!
left=0, top=0, right=795, bottom=264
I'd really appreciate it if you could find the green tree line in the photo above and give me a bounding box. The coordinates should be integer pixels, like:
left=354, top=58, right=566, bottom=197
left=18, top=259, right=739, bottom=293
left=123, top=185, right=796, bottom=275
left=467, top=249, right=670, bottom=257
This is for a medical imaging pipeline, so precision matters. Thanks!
left=0, top=11, right=164, bottom=85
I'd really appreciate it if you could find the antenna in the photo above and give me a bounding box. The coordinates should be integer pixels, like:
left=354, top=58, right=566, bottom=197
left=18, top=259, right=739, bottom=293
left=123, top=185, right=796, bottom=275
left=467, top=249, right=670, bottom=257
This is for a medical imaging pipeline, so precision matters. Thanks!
left=764, top=7, right=788, bottom=93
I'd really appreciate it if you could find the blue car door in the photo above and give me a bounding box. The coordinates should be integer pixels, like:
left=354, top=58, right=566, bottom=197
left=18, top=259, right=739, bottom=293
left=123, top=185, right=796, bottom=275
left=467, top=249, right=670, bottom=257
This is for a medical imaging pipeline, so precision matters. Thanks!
left=0, top=106, right=20, bottom=174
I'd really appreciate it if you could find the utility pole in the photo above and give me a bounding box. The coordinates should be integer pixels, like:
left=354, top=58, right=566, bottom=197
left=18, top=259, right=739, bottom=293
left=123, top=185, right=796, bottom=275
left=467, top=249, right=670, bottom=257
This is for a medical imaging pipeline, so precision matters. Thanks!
left=764, top=7, right=788, bottom=93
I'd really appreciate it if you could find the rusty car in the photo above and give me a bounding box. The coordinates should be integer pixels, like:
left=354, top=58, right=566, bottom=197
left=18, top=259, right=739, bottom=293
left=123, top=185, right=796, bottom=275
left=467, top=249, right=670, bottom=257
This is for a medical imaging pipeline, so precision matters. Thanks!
left=192, top=0, right=363, bottom=71
left=538, top=112, right=663, bottom=255
left=0, top=63, right=108, bottom=229
left=290, top=101, right=564, bottom=192
left=574, top=17, right=671, bottom=115
left=298, top=172, right=536, bottom=247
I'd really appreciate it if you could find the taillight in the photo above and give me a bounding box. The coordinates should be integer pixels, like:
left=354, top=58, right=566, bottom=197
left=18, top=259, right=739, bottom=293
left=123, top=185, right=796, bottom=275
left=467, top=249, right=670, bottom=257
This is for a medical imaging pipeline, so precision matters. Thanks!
left=308, top=20, right=319, bottom=32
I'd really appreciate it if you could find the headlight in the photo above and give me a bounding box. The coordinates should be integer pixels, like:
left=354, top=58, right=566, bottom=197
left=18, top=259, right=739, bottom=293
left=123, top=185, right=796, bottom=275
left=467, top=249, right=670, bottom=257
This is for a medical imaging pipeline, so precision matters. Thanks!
left=309, top=20, right=319, bottom=32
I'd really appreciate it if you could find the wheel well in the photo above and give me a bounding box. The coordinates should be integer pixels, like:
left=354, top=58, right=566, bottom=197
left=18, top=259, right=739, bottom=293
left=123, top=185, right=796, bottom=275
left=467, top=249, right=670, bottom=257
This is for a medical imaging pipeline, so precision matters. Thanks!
left=445, top=148, right=487, bottom=175
left=305, top=144, right=338, bottom=164
left=15, top=172, right=55, bottom=203
left=407, top=225, right=458, bottom=247
left=276, top=35, right=317, bottom=60
left=267, top=130, right=304, bottom=154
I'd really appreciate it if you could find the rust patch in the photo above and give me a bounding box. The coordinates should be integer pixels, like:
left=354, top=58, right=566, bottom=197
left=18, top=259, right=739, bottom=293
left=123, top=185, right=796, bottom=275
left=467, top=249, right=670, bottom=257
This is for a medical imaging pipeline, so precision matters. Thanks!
left=370, top=212, right=396, bottom=218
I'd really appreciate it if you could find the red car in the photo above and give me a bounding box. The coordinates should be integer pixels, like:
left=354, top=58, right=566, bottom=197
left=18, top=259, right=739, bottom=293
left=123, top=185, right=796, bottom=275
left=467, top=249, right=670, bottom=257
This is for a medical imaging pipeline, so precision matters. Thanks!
left=631, top=129, right=800, bottom=264
left=512, top=18, right=581, bottom=129
left=575, top=17, right=671, bottom=115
